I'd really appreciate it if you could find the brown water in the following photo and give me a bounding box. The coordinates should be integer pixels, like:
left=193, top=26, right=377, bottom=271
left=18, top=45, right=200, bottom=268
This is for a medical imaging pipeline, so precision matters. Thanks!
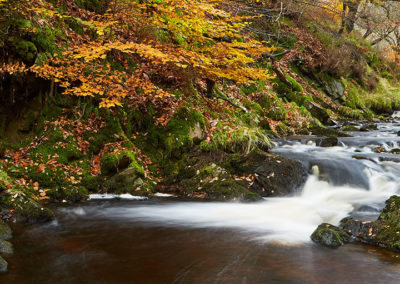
left=1, top=200, right=400, bottom=284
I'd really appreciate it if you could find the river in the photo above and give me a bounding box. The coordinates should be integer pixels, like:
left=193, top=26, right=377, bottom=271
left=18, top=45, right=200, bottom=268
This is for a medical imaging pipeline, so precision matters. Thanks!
left=2, top=120, right=400, bottom=283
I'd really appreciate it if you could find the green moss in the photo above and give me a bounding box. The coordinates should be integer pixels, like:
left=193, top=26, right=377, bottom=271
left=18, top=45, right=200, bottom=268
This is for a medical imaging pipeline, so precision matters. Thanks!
left=81, top=175, right=100, bottom=191
left=8, top=37, right=37, bottom=62
left=101, top=150, right=144, bottom=177
left=48, top=185, right=89, bottom=203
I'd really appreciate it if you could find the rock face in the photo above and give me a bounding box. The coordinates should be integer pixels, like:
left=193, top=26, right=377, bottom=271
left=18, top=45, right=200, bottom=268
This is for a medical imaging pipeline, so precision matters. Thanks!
left=312, top=195, right=400, bottom=251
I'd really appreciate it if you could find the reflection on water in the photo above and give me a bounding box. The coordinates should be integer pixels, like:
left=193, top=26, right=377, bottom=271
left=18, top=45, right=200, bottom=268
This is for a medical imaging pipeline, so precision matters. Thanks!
left=2, top=201, right=400, bottom=284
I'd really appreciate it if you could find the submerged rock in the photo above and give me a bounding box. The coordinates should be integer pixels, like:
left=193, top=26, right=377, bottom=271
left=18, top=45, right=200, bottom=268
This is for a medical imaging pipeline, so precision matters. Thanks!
left=311, top=223, right=351, bottom=248
left=0, top=240, right=13, bottom=254
left=0, top=256, right=7, bottom=273
left=0, top=222, right=11, bottom=241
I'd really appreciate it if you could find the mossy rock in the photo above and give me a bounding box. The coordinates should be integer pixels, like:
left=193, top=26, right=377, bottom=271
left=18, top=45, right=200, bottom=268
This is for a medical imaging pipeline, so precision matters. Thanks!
left=338, top=196, right=400, bottom=252
left=0, top=240, right=13, bottom=254
left=309, top=126, right=351, bottom=137
left=14, top=199, right=55, bottom=223
left=224, top=150, right=307, bottom=197
left=48, top=186, right=89, bottom=203
left=101, top=151, right=144, bottom=176
left=0, top=256, right=7, bottom=273
left=311, top=223, right=351, bottom=248
left=81, top=175, right=100, bottom=191
left=0, top=222, right=11, bottom=241
left=180, top=163, right=261, bottom=201
left=102, top=167, right=148, bottom=196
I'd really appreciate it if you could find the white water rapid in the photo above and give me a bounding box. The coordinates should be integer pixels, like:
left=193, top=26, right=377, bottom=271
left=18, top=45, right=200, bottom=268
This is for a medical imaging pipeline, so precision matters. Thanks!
left=90, top=121, right=400, bottom=245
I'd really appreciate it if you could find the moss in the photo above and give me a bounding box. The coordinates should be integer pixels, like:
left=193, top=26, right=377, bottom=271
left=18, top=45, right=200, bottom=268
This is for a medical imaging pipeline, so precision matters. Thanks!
left=13, top=199, right=55, bottom=223
left=8, top=37, right=37, bottom=62
left=101, top=153, right=120, bottom=176
left=180, top=163, right=261, bottom=201
left=101, top=150, right=144, bottom=176
left=48, top=185, right=89, bottom=203
left=81, top=175, right=100, bottom=191
left=311, top=223, right=350, bottom=248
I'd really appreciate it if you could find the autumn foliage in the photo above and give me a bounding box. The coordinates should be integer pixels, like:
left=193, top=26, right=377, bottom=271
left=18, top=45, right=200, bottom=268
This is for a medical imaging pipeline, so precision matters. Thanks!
left=1, top=0, right=274, bottom=109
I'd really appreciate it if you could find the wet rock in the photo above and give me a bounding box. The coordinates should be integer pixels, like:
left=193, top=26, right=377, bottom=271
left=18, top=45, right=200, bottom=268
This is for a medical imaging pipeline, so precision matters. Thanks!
left=390, top=148, right=400, bottom=154
left=359, top=123, right=377, bottom=132
left=339, top=196, right=400, bottom=251
left=0, top=240, right=13, bottom=254
left=0, top=222, right=12, bottom=241
left=0, top=256, right=7, bottom=273
left=318, top=137, right=338, bottom=147
left=397, top=131, right=400, bottom=136
left=311, top=223, right=351, bottom=248
left=339, top=217, right=375, bottom=243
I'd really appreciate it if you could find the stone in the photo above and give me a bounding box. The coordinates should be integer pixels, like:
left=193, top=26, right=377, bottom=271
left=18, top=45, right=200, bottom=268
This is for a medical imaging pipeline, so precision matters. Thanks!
left=304, top=101, right=331, bottom=125
left=318, top=137, right=338, bottom=147
left=0, top=240, right=13, bottom=254
left=102, top=167, right=145, bottom=195
left=0, top=222, right=11, bottom=241
left=338, top=196, right=400, bottom=252
left=0, top=256, right=7, bottom=273
left=311, top=223, right=351, bottom=248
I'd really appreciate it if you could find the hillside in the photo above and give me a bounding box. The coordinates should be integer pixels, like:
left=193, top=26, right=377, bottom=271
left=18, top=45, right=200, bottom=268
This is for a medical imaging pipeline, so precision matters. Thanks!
left=0, top=0, right=399, bottom=220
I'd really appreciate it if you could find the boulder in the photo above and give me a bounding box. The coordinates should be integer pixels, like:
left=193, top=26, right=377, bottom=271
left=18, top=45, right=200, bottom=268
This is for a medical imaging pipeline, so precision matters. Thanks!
left=0, top=240, right=13, bottom=254
left=102, top=167, right=145, bottom=195
left=390, top=148, right=400, bottom=154
left=318, top=137, right=338, bottom=147
left=180, top=163, right=261, bottom=201
left=0, top=256, right=7, bottom=273
left=325, top=80, right=345, bottom=101
left=225, top=150, right=307, bottom=197
left=311, top=223, right=351, bottom=248
left=337, top=196, right=400, bottom=251
left=0, top=222, right=11, bottom=241
left=304, top=101, right=331, bottom=125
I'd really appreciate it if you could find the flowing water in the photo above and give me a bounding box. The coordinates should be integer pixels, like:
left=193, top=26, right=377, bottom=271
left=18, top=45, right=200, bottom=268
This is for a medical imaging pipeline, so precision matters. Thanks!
left=2, top=120, right=400, bottom=283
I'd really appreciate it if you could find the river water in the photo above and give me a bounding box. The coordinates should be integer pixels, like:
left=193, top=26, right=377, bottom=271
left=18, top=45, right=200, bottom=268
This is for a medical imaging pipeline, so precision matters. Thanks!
left=2, top=120, right=400, bottom=283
